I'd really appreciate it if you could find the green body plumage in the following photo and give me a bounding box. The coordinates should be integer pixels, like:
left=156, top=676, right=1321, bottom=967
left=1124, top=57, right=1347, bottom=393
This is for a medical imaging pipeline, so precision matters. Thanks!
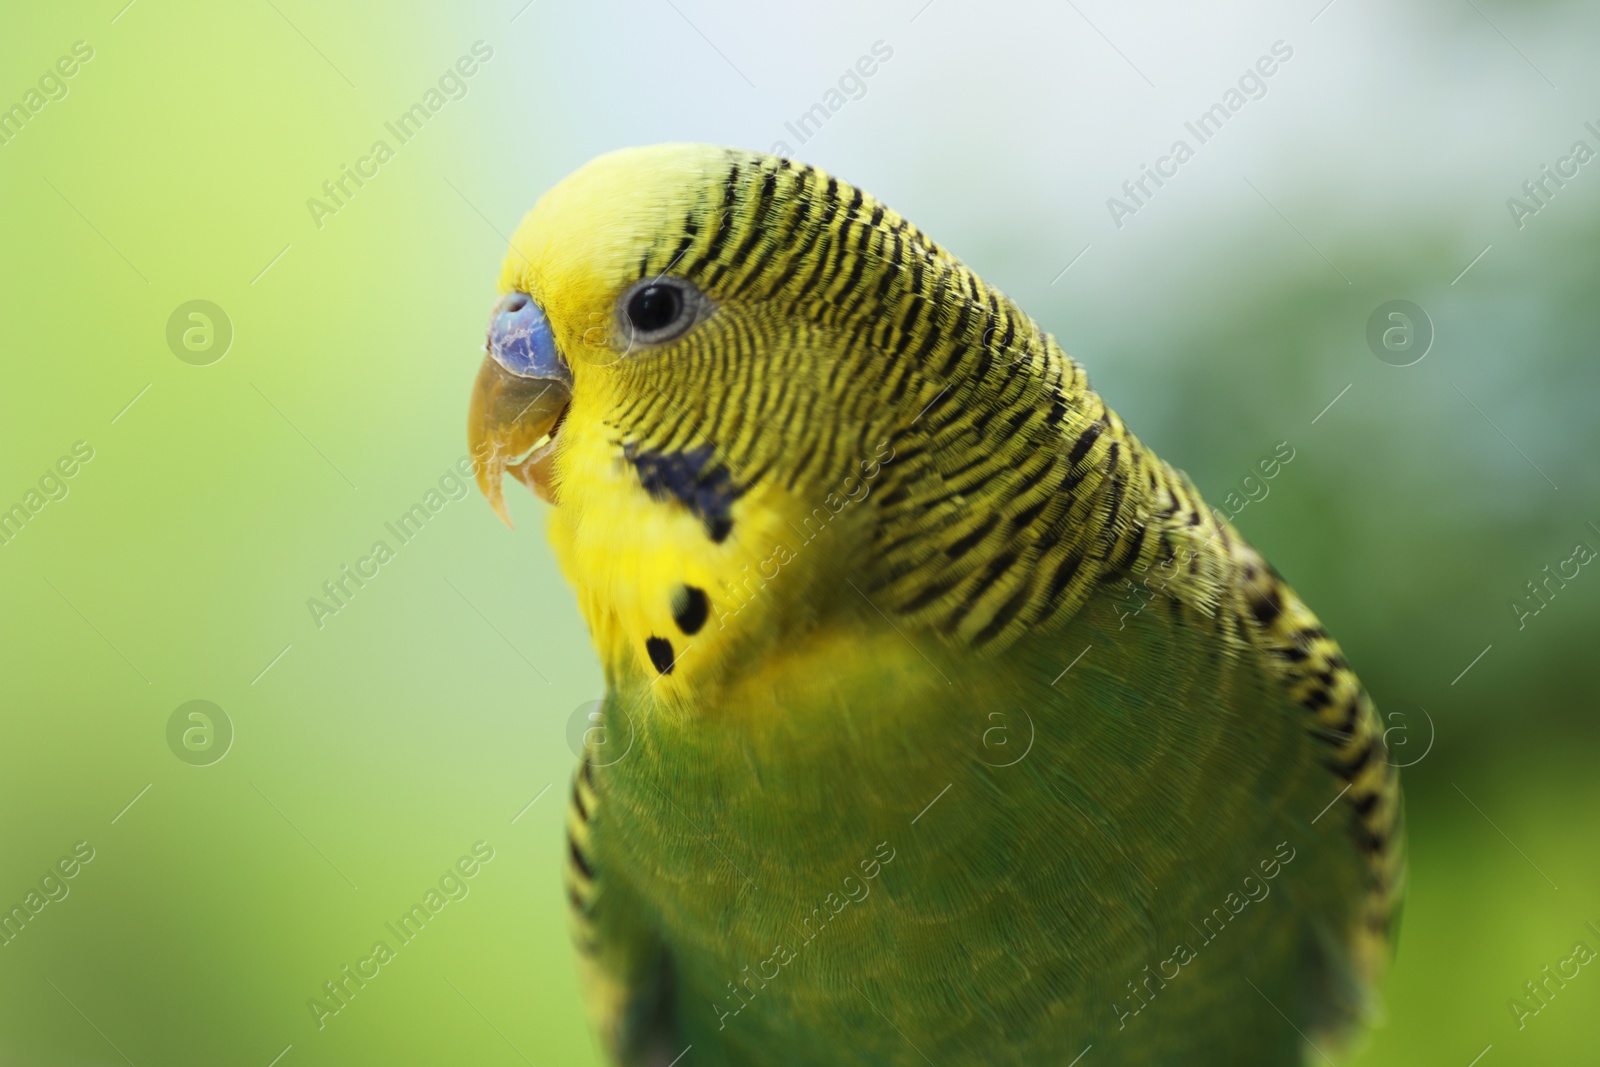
left=471, top=145, right=1404, bottom=1066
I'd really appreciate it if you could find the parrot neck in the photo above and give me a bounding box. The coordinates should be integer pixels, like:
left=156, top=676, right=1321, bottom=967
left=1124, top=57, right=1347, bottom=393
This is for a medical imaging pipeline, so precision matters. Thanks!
left=858, top=331, right=1215, bottom=652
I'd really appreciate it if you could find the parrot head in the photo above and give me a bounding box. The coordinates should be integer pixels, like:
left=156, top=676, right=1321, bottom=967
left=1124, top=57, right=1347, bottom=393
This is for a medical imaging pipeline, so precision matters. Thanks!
left=468, top=144, right=1066, bottom=692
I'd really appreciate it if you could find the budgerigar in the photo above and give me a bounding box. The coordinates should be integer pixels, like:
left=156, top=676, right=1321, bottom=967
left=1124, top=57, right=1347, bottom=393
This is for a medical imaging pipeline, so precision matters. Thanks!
left=467, top=145, right=1404, bottom=1066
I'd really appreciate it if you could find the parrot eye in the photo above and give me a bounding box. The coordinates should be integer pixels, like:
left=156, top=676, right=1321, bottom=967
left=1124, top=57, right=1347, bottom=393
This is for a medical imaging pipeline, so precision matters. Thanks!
left=619, top=278, right=703, bottom=347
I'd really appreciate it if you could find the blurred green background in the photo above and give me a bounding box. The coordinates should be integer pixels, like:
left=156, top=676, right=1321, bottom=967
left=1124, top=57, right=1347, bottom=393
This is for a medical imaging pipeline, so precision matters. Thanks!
left=0, top=1, right=1595, bottom=1064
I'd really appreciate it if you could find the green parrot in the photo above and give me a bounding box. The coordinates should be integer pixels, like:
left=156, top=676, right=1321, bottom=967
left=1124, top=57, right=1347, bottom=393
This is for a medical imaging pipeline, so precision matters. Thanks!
left=467, top=144, right=1404, bottom=1066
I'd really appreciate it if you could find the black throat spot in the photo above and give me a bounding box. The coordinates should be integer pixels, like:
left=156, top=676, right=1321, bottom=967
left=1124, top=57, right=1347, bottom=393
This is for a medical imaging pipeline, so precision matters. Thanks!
left=623, top=442, right=740, bottom=543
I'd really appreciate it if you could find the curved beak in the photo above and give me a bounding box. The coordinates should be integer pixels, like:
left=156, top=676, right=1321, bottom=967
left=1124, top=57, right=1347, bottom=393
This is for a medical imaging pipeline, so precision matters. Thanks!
left=467, top=354, right=571, bottom=527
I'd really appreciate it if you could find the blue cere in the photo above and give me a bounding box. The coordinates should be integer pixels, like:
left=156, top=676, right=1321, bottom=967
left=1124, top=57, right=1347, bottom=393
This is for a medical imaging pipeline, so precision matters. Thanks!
left=487, top=292, right=567, bottom=380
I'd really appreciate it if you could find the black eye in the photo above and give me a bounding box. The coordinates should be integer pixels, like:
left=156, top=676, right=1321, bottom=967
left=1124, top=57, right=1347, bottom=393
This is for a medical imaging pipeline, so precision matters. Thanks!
left=620, top=278, right=702, bottom=346
left=628, top=284, right=681, bottom=332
